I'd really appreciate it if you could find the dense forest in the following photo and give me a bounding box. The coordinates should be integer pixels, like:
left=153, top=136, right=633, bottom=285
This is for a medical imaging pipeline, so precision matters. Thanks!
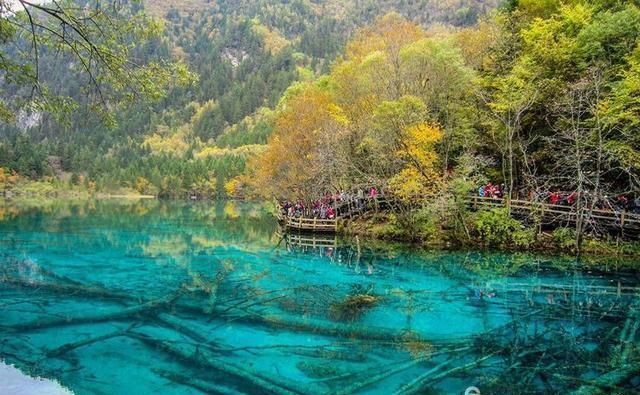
left=245, top=0, right=640, bottom=248
left=0, top=0, right=498, bottom=198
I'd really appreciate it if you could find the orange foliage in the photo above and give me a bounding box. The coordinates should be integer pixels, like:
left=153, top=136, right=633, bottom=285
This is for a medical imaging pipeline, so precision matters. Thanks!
left=250, top=85, right=342, bottom=199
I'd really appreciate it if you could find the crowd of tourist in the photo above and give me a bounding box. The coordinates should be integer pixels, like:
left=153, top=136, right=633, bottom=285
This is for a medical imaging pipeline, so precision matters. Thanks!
left=538, top=191, right=640, bottom=212
left=478, top=183, right=640, bottom=214
left=477, top=183, right=507, bottom=199
left=279, top=187, right=380, bottom=220
left=281, top=183, right=640, bottom=220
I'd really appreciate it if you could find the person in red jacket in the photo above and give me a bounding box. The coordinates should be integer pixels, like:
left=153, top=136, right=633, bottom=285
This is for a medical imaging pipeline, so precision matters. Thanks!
left=327, top=206, right=335, bottom=219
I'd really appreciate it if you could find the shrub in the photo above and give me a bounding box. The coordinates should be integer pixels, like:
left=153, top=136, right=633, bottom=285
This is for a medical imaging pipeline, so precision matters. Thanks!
left=473, top=208, right=533, bottom=248
left=552, top=227, right=576, bottom=251
left=390, top=208, right=441, bottom=243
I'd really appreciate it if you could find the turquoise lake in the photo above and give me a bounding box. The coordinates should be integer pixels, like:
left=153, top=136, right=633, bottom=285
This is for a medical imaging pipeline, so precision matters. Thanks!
left=1, top=199, right=639, bottom=394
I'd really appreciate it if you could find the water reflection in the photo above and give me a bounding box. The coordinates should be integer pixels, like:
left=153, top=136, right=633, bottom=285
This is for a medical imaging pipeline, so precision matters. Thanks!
left=0, top=199, right=639, bottom=394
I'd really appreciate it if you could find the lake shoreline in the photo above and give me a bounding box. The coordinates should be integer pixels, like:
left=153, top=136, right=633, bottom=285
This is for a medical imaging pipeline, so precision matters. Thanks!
left=338, top=212, right=640, bottom=263
left=3, top=195, right=639, bottom=263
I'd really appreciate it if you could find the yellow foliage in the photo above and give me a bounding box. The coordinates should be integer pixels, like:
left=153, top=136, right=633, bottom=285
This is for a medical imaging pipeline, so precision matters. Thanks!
left=346, top=12, right=424, bottom=61
left=251, top=20, right=290, bottom=54
left=390, top=123, right=444, bottom=201
left=327, top=103, right=350, bottom=126
left=224, top=178, right=243, bottom=197
left=195, top=144, right=266, bottom=159
left=135, top=177, right=151, bottom=194
left=142, top=125, right=190, bottom=157
left=0, top=167, right=19, bottom=186
left=405, top=123, right=442, bottom=163
left=250, top=85, right=341, bottom=199
left=248, top=14, right=451, bottom=202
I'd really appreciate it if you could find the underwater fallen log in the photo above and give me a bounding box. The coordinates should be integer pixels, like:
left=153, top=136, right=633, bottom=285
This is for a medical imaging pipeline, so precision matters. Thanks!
left=45, top=325, right=136, bottom=358
left=1, top=276, right=206, bottom=320
left=1, top=277, right=134, bottom=302
left=318, top=346, right=470, bottom=384
left=153, top=368, right=248, bottom=395
left=290, top=347, right=367, bottom=363
left=570, top=306, right=640, bottom=395
left=569, top=363, right=640, bottom=395
left=152, top=313, right=210, bottom=344
left=566, top=305, right=640, bottom=395
left=4, top=291, right=182, bottom=332
left=394, top=352, right=498, bottom=395
left=217, top=343, right=364, bottom=362
left=3, top=276, right=326, bottom=337
left=552, top=373, right=631, bottom=394
left=618, top=306, right=640, bottom=363
left=392, top=356, right=460, bottom=395
left=151, top=314, right=231, bottom=355
left=418, top=351, right=499, bottom=386
left=129, top=332, right=313, bottom=395
left=220, top=311, right=417, bottom=342
left=31, top=265, right=98, bottom=290
left=217, top=294, right=288, bottom=316
left=334, top=346, right=471, bottom=395
left=296, top=360, right=351, bottom=380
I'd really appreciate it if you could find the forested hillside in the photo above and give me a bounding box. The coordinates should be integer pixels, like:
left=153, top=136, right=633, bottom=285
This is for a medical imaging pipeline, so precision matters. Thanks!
left=0, top=0, right=498, bottom=198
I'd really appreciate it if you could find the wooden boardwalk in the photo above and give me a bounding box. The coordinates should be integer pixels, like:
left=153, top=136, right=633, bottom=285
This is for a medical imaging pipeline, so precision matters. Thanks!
left=467, top=196, right=640, bottom=235
left=277, top=193, right=640, bottom=236
left=278, top=214, right=338, bottom=233
left=277, top=195, right=388, bottom=233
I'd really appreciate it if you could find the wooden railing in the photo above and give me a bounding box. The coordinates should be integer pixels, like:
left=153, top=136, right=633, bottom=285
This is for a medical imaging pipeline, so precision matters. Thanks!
left=280, top=216, right=338, bottom=232
left=276, top=193, right=388, bottom=233
left=466, top=196, right=640, bottom=231
left=335, top=196, right=388, bottom=219
left=277, top=194, right=640, bottom=234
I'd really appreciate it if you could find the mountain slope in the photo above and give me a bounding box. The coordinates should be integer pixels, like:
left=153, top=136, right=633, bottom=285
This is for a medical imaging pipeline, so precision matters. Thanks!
left=0, top=0, right=500, bottom=197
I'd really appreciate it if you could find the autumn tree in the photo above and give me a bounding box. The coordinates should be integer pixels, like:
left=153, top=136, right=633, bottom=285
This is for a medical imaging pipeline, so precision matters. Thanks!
left=249, top=83, right=346, bottom=200
left=340, top=12, right=425, bottom=102
left=400, top=37, right=475, bottom=172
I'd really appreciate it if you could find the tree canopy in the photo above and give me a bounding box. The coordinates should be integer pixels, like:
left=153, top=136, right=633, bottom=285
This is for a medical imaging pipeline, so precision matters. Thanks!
left=248, top=1, right=640, bottom=209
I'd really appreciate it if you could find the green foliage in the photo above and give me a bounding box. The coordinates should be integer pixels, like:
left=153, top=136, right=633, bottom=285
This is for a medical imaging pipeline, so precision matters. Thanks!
left=582, top=237, right=640, bottom=257
left=552, top=227, right=577, bottom=251
left=472, top=208, right=534, bottom=248
left=0, top=0, right=499, bottom=199
left=603, top=44, right=640, bottom=132
left=392, top=208, right=442, bottom=242
left=1, top=1, right=194, bottom=123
